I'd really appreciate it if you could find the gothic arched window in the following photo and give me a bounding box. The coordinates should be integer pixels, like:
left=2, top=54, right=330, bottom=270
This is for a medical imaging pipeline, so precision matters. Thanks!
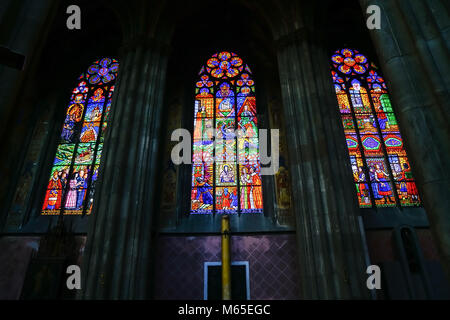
left=191, top=51, right=263, bottom=214
left=41, top=58, right=119, bottom=215
left=330, top=48, right=420, bottom=208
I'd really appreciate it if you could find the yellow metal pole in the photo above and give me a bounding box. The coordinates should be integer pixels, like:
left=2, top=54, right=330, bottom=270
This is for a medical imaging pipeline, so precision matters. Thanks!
left=221, top=215, right=231, bottom=300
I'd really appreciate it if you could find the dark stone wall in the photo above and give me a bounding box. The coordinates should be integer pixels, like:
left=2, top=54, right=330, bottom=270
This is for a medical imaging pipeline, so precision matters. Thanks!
left=0, top=236, right=39, bottom=300
left=0, top=235, right=86, bottom=300
left=365, top=230, right=396, bottom=263
left=416, top=229, right=441, bottom=261
left=365, top=228, right=450, bottom=299
left=153, top=234, right=300, bottom=300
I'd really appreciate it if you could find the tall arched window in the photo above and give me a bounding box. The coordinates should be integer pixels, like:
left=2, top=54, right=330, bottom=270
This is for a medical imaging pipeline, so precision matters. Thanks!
left=330, top=48, right=420, bottom=208
left=191, top=51, right=263, bottom=214
left=41, top=58, right=119, bottom=215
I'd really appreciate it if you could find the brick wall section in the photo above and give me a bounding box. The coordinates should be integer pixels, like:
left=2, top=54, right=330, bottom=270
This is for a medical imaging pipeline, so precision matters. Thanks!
left=153, top=234, right=301, bottom=300
left=0, top=237, right=39, bottom=299
left=415, top=228, right=441, bottom=261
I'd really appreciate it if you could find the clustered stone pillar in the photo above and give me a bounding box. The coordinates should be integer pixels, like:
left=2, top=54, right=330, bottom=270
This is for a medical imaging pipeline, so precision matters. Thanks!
left=80, top=39, right=169, bottom=299
left=360, top=0, right=450, bottom=279
left=276, top=28, right=370, bottom=299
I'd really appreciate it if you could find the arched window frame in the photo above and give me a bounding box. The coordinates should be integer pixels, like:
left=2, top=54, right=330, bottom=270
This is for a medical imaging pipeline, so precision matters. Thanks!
left=330, top=48, right=421, bottom=208
left=190, top=51, right=263, bottom=215
left=40, top=58, right=119, bottom=216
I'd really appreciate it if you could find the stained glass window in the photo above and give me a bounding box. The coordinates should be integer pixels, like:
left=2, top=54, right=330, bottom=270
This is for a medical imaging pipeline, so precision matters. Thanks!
left=330, top=48, right=420, bottom=208
left=191, top=52, right=263, bottom=214
left=41, top=58, right=119, bottom=215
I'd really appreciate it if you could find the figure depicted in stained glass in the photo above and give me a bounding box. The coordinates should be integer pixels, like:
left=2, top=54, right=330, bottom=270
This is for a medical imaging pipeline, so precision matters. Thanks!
left=191, top=52, right=262, bottom=214
left=194, top=103, right=206, bottom=139
left=238, top=97, right=256, bottom=117
left=220, top=164, right=234, bottom=183
left=375, top=106, right=388, bottom=130
left=60, top=169, right=68, bottom=192
left=193, top=177, right=213, bottom=210
left=400, top=163, right=419, bottom=201
left=374, top=164, right=394, bottom=204
left=76, top=169, right=88, bottom=209
left=42, top=171, right=62, bottom=211
left=62, top=103, right=84, bottom=142
left=42, top=58, right=119, bottom=215
left=330, top=48, right=420, bottom=208
left=355, top=168, right=370, bottom=205
left=250, top=166, right=263, bottom=209
left=240, top=167, right=253, bottom=209
left=217, top=83, right=234, bottom=117
left=80, top=122, right=99, bottom=142
left=67, top=103, right=84, bottom=122
left=217, top=188, right=237, bottom=211
left=349, top=80, right=371, bottom=113
left=239, top=117, right=257, bottom=138
left=65, top=177, right=78, bottom=209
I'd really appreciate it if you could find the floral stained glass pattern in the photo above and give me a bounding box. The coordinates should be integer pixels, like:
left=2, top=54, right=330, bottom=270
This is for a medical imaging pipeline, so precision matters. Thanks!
left=330, top=48, right=420, bottom=208
left=41, top=58, right=119, bottom=215
left=191, top=52, right=263, bottom=214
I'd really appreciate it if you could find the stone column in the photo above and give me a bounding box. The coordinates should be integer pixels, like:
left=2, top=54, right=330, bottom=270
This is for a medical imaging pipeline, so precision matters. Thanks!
left=360, top=0, right=450, bottom=279
left=80, top=39, right=169, bottom=299
left=276, top=28, right=370, bottom=299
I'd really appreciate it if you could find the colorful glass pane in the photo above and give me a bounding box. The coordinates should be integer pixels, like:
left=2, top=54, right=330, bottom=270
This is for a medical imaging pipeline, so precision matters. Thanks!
left=53, top=144, right=75, bottom=165
left=216, top=163, right=237, bottom=186
left=240, top=186, right=263, bottom=213
left=191, top=187, right=214, bottom=214
left=191, top=52, right=263, bottom=214
left=355, top=183, right=372, bottom=207
left=331, top=48, right=420, bottom=208
left=192, top=163, right=214, bottom=186
left=216, top=187, right=238, bottom=213
left=41, top=58, right=119, bottom=215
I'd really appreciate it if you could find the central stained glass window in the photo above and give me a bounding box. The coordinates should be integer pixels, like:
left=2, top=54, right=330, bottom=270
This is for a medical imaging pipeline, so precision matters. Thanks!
left=191, top=51, right=263, bottom=214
